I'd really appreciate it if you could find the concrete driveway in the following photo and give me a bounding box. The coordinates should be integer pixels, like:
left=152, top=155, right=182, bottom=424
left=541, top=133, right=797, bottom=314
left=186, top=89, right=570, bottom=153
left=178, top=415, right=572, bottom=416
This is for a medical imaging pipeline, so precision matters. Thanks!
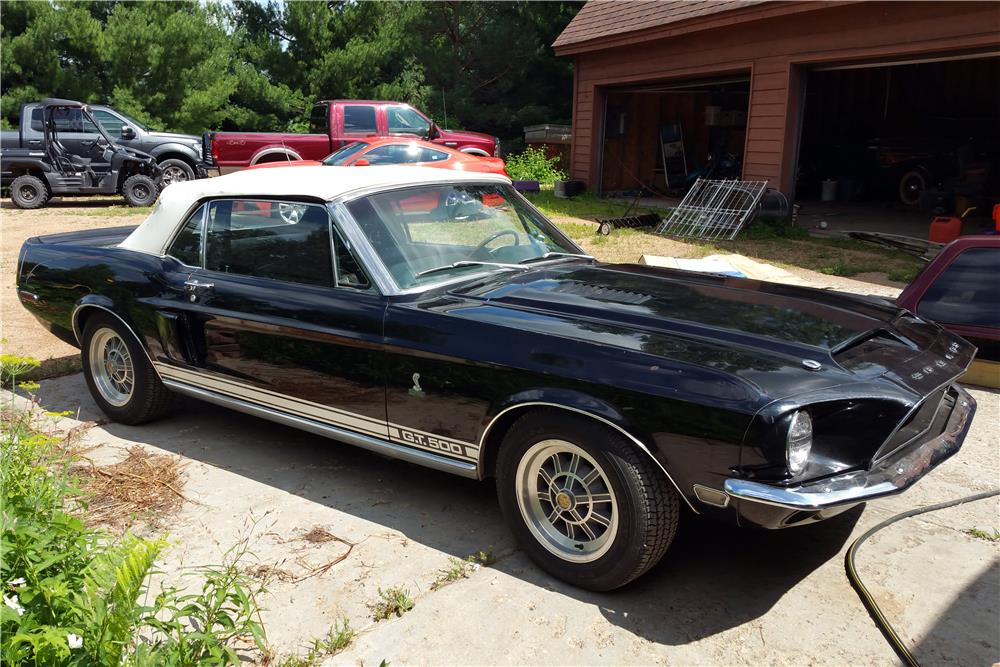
left=26, top=374, right=1000, bottom=665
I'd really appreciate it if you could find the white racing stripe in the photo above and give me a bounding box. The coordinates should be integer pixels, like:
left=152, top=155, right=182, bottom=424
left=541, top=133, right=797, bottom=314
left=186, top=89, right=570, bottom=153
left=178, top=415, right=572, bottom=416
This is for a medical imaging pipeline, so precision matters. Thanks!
left=153, top=362, right=479, bottom=462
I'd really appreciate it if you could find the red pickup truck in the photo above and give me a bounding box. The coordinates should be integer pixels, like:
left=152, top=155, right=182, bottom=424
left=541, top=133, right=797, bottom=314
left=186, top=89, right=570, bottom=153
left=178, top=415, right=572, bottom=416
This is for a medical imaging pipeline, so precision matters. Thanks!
left=205, top=100, right=499, bottom=173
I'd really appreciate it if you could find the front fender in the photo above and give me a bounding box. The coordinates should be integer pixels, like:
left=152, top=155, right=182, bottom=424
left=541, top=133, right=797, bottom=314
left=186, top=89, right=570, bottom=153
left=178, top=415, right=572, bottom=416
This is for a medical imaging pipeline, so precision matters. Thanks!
left=149, top=143, right=199, bottom=163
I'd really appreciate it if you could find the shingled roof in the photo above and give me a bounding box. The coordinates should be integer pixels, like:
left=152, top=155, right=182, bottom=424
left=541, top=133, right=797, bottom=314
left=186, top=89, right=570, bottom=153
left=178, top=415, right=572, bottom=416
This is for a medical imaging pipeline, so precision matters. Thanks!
left=553, top=0, right=768, bottom=50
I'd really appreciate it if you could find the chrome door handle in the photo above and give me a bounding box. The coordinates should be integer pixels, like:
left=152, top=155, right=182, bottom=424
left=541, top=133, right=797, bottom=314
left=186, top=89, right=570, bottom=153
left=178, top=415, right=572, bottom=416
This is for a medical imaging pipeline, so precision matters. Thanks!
left=183, top=279, right=214, bottom=292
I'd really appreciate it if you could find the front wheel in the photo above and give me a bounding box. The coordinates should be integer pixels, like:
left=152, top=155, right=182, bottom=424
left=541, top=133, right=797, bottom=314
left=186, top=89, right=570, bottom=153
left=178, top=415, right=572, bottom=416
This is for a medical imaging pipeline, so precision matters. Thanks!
left=158, top=159, right=195, bottom=187
left=10, top=175, right=49, bottom=210
left=898, top=169, right=926, bottom=206
left=496, top=410, right=679, bottom=591
left=122, top=174, right=159, bottom=206
left=81, top=313, right=172, bottom=424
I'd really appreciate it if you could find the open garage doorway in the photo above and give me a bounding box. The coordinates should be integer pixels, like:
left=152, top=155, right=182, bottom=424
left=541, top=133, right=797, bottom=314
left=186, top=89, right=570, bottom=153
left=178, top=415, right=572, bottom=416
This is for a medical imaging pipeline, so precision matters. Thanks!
left=796, top=54, right=999, bottom=235
left=599, top=76, right=750, bottom=197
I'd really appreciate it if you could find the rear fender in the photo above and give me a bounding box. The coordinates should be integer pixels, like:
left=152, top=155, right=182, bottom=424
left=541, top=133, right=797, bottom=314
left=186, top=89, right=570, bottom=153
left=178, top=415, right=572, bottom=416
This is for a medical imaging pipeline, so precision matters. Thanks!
left=71, top=298, right=162, bottom=379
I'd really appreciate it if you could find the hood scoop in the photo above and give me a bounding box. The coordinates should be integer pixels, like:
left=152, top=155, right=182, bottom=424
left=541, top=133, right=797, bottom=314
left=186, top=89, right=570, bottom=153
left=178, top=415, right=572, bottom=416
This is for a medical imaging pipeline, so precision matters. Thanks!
left=550, top=280, right=653, bottom=305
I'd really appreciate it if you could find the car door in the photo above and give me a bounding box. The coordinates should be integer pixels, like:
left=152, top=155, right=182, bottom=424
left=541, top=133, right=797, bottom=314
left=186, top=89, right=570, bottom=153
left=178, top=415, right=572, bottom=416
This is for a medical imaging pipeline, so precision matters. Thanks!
left=154, top=198, right=389, bottom=437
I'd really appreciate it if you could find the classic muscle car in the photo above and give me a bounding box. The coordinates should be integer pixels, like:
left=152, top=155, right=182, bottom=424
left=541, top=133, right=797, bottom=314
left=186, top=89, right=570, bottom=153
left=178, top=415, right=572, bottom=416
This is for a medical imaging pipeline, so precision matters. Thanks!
left=16, top=166, right=977, bottom=590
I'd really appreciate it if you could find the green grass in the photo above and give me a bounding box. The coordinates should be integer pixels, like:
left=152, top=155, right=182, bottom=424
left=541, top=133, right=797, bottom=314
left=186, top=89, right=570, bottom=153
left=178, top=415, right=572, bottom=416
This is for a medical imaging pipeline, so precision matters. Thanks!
left=525, top=188, right=658, bottom=221
left=277, top=619, right=355, bottom=667
left=430, top=549, right=496, bottom=591
left=74, top=205, right=154, bottom=217
left=965, top=527, right=1000, bottom=542
left=369, top=586, right=414, bottom=621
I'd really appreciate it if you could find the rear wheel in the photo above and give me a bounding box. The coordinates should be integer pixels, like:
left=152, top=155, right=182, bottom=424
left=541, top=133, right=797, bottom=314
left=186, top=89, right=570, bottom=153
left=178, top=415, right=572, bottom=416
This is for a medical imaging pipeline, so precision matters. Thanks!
left=158, top=159, right=195, bottom=187
left=81, top=313, right=172, bottom=424
left=122, top=174, right=159, bottom=206
left=10, top=175, right=49, bottom=210
left=496, top=410, right=679, bottom=591
left=899, top=169, right=926, bottom=206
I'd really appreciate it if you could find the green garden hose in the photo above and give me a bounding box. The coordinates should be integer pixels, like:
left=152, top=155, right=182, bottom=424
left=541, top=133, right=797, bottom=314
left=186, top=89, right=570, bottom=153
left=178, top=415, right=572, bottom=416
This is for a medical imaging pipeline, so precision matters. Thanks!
left=845, top=489, right=1000, bottom=667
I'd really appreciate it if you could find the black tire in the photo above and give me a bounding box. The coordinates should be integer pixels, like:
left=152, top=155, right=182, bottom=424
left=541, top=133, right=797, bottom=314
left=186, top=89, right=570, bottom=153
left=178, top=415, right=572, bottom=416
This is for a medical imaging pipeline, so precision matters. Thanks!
left=81, top=312, right=172, bottom=424
left=496, top=410, right=679, bottom=591
left=898, top=169, right=926, bottom=206
left=158, top=158, right=195, bottom=187
left=122, top=174, right=159, bottom=207
left=10, top=175, right=49, bottom=210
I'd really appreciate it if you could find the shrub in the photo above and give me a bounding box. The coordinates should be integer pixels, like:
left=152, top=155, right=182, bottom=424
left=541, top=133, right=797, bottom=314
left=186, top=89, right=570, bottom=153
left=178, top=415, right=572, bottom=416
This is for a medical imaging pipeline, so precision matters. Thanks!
left=0, top=356, right=267, bottom=666
left=504, top=146, right=567, bottom=185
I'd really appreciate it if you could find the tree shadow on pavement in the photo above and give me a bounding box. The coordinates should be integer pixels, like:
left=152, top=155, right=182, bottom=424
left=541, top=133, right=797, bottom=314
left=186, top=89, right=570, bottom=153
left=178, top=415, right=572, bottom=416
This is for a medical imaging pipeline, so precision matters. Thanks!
left=36, top=375, right=863, bottom=645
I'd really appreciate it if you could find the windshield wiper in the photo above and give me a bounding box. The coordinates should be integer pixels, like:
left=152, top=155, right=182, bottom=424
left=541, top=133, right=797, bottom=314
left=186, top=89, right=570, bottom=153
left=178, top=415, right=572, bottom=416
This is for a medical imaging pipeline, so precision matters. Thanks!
left=414, top=260, right=530, bottom=279
left=518, top=251, right=594, bottom=264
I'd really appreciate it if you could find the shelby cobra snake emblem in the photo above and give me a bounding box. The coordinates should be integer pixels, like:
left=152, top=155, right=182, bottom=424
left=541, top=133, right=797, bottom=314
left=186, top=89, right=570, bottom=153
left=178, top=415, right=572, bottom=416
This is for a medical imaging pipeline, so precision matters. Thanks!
left=408, top=372, right=425, bottom=397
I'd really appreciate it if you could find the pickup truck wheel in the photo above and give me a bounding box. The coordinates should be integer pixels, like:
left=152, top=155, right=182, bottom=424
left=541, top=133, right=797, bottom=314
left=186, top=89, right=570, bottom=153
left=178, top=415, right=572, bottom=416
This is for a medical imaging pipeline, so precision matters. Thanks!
left=81, top=313, right=172, bottom=424
left=10, top=175, right=49, bottom=210
left=158, top=159, right=195, bottom=186
left=122, top=174, right=159, bottom=206
left=496, top=410, right=679, bottom=591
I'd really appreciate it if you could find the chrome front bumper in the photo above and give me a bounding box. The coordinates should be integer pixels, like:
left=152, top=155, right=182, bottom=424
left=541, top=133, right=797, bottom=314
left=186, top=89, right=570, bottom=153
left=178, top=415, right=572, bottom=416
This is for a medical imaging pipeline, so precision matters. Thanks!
left=724, top=385, right=976, bottom=511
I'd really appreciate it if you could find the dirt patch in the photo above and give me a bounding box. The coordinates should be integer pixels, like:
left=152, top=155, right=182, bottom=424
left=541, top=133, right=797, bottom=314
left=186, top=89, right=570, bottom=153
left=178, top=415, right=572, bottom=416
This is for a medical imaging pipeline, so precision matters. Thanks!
left=73, top=446, right=187, bottom=528
left=1, top=198, right=149, bottom=372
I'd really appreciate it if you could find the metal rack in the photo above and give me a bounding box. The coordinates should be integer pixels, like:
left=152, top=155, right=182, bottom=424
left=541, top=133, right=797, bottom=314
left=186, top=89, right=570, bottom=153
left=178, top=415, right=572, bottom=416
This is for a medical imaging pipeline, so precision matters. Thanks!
left=655, top=178, right=768, bottom=240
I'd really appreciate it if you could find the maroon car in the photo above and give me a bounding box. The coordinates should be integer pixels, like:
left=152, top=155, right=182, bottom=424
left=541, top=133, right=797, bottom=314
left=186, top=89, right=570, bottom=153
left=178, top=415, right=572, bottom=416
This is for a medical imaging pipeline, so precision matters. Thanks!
left=204, top=100, right=499, bottom=173
left=896, top=235, right=1000, bottom=386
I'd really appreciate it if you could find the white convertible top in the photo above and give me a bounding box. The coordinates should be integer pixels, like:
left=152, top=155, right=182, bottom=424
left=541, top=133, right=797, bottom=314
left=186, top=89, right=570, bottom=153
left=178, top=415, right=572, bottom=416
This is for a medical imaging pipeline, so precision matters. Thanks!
left=119, top=165, right=510, bottom=255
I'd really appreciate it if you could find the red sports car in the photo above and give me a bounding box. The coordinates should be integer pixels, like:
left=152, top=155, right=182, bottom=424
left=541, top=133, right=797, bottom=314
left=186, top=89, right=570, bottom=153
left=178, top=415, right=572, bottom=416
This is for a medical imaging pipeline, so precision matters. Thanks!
left=248, top=138, right=508, bottom=176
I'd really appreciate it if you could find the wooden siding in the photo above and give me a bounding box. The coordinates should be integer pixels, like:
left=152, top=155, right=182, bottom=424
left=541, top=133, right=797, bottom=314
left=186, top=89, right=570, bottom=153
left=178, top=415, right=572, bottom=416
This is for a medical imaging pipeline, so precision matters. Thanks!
left=567, top=1, right=1000, bottom=193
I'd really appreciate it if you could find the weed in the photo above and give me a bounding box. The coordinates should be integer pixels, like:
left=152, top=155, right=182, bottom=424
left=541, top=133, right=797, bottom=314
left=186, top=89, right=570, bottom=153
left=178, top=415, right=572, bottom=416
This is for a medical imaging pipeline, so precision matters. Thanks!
left=369, top=586, right=414, bottom=621
left=965, top=527, right=1000, bottom=542
left=430, top=549, right=495, bottom=590
left=277, top=618, right=354, bottom=666
left=504, top=146, right=566, bottom=185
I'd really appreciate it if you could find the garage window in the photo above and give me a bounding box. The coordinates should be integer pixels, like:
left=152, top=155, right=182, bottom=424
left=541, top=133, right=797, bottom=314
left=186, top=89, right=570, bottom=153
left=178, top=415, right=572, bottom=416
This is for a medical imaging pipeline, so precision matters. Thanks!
left=204, top=200, right=334, bottom=287
left=917, top=247, right=999, bottom=327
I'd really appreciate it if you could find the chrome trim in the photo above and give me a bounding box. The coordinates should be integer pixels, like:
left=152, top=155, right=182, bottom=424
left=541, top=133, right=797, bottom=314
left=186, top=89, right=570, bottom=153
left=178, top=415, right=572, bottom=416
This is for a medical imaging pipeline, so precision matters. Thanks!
left=71, top=304, right=162, bottom=380
left=251, top=147, right=304, bottom=164
left=161, top=378, right=478, bottom=479
left=693, top=484, right=730, bottom=508
left=328, top=202, right=398, bottom=295
left=725, top=386, right=975, bottom=511
left=478, top=402, right=698, bottom=514
left=459, top=148, right=490, bottom=157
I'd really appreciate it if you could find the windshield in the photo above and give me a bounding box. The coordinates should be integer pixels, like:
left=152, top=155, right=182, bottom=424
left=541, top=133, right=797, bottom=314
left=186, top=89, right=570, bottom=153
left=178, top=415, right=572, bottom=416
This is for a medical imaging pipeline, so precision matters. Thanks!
left=344, top=183, right=584, bottom=290
left=323, top=141, right=370, bottom=165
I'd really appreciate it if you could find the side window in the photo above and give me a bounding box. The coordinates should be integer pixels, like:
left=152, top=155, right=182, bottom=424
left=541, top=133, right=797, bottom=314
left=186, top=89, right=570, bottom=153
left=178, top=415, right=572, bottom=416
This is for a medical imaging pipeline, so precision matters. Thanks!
left=343, top=105, right=377, bottom=134
left=386, top=106, right=430, bottom=136
left=30, top=108, right=43, bottom=132
left=419, top=148, right=449, bottom=162
left=92, top=110, right=125, bottom=137
left=204, top=200, right=333, bottom=287
left=309, top=104, right=329, bottom=134
left=364, top=145, right=418, bottom=165
left=167, top=205, right=205, bottom=266
left=50, top=108, right=98, bottom=133
left=332, top=227, right=370, bottom=289
left=917, top=247, right=1000, bottom=327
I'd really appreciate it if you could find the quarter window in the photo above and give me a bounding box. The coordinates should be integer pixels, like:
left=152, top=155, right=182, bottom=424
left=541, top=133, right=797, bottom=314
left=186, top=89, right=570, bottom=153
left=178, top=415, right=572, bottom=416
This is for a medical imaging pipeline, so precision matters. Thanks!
left=343, top=105, right=377, bottom=134
left=309, top=104, right=329, bottom=134
left=204, top=200, right=333, bottom=287
left=167, top=204, right=205, bottom=266
left=917, top=247, right=999, bottom=327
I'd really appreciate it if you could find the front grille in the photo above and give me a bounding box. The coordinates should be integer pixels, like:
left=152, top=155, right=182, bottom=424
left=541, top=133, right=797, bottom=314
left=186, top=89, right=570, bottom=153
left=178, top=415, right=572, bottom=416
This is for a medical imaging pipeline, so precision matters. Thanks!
left=872, top=386, right=954, bottom=464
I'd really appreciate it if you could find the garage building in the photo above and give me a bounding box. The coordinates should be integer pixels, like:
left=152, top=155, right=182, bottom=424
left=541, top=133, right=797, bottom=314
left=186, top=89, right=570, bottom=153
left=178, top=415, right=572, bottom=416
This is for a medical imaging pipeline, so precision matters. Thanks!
left=553, top=1, right=1000, bottom=211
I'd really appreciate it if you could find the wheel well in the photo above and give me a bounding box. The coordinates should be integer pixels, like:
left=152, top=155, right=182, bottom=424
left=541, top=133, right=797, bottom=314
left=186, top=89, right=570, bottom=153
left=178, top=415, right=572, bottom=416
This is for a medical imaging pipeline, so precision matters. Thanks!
left=72, top=305, right=161, bottom=376
left=253, top=152, right=299, bottom=165
left=156, top=152, right=195, bottom=167
left=460, top=148, right=490, bottom=157
left=11, top=167, right=47, bottom=181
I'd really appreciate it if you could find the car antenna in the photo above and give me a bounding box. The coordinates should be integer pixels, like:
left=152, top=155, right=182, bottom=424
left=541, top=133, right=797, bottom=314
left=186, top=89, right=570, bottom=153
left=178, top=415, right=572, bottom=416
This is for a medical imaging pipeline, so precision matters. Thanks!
left=281, top=137, right=291, bottom=163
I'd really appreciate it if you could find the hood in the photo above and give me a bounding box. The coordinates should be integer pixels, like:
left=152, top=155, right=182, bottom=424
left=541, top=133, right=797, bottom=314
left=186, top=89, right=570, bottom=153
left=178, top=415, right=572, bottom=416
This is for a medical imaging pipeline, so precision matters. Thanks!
left=145, top=130, right=201, bottom=144
left=447, top=262, right=974, bottom=400
left=437, top=128, right=495, bottom=145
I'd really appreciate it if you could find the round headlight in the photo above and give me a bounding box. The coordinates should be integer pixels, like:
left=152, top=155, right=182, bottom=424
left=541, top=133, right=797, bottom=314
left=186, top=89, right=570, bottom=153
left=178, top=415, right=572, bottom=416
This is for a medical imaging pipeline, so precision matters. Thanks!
left=786, top=410, right=812, bottom=475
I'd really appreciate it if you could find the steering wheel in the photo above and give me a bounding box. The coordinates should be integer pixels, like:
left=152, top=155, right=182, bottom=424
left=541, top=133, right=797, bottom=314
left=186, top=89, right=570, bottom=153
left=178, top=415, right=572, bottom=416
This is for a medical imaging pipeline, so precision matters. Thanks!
left=472, top=229, right=520, bottom=258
